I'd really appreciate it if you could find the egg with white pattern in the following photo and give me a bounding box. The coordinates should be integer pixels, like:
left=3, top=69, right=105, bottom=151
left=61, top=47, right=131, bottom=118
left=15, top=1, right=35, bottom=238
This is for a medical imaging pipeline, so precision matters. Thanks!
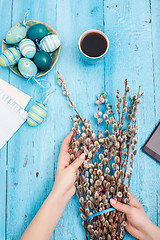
left=40, top=34, right=61, bottom=52
left=0, top=47, right=21, bottom=67
left=19, top=38, right=36, bottom=59
left=18, top=58, right=37, bottom=78
left=27, top=103, right=47, bottom=126
left=6, top=24, right=27, bottom=44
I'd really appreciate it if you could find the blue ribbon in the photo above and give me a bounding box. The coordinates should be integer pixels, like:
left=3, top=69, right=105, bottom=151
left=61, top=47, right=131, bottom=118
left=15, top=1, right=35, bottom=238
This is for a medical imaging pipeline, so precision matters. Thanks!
left=28, top=77, right=51, bottom=89
left=86, top=195, right=115, bottom=223
left=23, top=8, right=30, bottom=26
left=34, top=77, right=51, bottom=89
left=86, top=206, right=115, bottom=223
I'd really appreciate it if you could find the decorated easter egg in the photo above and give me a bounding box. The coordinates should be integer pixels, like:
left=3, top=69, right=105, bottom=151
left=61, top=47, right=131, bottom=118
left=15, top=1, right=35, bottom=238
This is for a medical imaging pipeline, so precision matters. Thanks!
left=18, top=58, right=37, bottom=78
left=6, top=24, right=27, bottom=44
left=0, top=47, right=21, bottom=67
left=34, top=51, right=52, bottom=71
left=19, top=38, right=36, bottom=59
left=40, top=34, right=61, bottom=52
left=27, top=103, right=47, bottom=126
left=27, top=24, right=48, bottom=41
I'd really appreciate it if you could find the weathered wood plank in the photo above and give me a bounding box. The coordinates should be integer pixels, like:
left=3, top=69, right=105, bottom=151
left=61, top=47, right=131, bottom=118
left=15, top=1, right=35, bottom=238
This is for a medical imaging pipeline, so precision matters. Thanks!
left=0, top=148, right=7, bottom=240
left=150, top=0, right=160, bottom=227
left=104, top=0, right=160, bottom=239
left=5, top=1, right=57, bottom=239
left=55, top=0, right=104, bottom=239
left=0, top=0, right=12, bottom=239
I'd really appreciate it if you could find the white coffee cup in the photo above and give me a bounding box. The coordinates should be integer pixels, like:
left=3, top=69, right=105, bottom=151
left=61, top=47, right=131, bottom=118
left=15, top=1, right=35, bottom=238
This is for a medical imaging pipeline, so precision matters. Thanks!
left=78, top=29, right=109, bottom=64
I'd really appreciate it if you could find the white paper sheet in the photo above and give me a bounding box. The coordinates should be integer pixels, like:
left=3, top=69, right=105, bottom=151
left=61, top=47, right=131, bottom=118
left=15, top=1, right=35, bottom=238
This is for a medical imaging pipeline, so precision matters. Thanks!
left=0, top=78, right=31, bottom=108
left=0, top=82, right=31, bottom=149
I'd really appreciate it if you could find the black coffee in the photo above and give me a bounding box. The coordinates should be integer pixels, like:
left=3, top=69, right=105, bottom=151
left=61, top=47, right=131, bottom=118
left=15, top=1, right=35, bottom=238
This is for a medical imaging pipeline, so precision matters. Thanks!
left=80, top=32, right=107, bottom=57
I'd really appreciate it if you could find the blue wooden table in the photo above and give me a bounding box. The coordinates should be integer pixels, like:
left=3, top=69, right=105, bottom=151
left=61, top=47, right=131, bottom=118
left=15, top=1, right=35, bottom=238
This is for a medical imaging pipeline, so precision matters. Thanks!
left=0, top=0, right=160, bottom=239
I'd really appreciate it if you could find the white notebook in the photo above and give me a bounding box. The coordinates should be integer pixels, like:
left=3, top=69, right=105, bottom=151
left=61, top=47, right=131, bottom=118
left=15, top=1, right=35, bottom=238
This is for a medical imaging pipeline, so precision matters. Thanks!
left=0, top=80, right=31, bottom=149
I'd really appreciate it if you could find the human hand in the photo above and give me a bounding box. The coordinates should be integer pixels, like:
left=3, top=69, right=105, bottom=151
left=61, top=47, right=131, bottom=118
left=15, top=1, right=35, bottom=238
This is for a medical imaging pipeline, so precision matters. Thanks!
left=110, top=192, right=160, bottom=240
left=51, top=131, right=85, bottom=204
left=20, top=131, right=85, bottom=240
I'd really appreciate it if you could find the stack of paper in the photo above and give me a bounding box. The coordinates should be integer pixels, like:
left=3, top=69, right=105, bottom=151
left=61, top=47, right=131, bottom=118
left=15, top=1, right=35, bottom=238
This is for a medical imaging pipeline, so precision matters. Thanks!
left=0, top=79, right=31, bottom=149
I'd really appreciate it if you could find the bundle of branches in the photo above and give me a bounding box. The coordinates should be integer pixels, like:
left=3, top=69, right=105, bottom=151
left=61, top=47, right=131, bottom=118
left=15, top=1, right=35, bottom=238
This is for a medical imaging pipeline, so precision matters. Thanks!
left=57, top=73, right=143, bottom=240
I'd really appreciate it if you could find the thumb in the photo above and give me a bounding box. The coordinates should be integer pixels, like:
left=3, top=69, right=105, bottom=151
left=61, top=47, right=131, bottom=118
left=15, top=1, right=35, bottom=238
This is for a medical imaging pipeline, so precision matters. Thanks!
left=110, top=198, right=130, bottom=214
left=70, top=153, right=85, bottom=171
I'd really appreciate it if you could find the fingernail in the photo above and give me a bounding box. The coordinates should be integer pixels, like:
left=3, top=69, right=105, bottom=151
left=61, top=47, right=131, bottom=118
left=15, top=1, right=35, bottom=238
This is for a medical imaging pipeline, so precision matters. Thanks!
left=79, top=153, right=85, bottom=160
left=110, top=198, right=117, bottom=205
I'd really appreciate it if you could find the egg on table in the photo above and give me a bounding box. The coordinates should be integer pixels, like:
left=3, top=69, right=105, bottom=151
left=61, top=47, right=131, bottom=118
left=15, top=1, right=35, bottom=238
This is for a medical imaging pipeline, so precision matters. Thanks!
left=27, top=103, right=47, bottom=126
left=39, top=34, right=61, bottom=52
left=0, top=47, right=21, bottom=67
left=18, top=58, right=37, bottom=78
left=27, top=23, right=48, bottom=41
left=19, top=38, right=36, bottom=59
left=34, top=51, right=52, bottom=71
left=5, top=24, right=27, bottom=44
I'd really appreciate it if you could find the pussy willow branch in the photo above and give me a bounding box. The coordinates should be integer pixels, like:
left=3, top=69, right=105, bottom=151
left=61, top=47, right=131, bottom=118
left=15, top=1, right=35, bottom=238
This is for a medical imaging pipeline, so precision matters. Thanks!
left=119, top=80, right=128, bottom=166
left=125, top=86, right=141, bottom=187
left=77, top=187, right=89, bottom=240
left=57, top=72, right=143, bottom=240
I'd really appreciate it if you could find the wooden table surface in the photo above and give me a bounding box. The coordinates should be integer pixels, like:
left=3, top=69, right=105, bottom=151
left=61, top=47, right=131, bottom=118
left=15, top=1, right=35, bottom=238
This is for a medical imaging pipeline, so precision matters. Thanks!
left=0, top=0, right=159, bottom=239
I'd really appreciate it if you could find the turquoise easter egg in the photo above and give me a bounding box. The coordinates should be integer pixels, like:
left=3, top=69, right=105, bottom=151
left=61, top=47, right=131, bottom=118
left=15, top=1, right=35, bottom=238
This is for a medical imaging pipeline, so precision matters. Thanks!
left=0, top=47, right=21, bottom=67
left=40, top=34, right=61, bottom=52
left=6, top=24, right=27, bottom=44
left=34, top=51, right=52, bottom=71
left=27, top=24, right=48, bottom=41
left=27, top=103, right=47, bottom=126
left=18, top=58, right=37, bottom=78
left=19, top=38, right=36, bottom=59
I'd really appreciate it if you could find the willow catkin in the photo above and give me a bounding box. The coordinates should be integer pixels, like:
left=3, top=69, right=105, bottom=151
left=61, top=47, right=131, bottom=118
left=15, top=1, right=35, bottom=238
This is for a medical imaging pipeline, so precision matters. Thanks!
left=57, top=73, right=143, bottom=240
